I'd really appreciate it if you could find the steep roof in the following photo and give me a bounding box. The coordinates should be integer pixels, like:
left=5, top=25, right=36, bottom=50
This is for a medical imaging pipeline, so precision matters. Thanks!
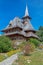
left=24, top=21, right=34, bottom=30
left=2, top=17, right=23, bottom=31
left=23, top=19, right=36, bottom=32
left=22, top=5, right=35, bottom=32
left=1, top=4, right=38, bottom=39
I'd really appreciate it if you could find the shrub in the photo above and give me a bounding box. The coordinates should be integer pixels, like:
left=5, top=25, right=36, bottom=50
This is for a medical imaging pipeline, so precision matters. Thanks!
left=23, top=43, right=35, bottom=55
left=39, top=43, right=43, bottom=49
left=23, top=44, right=31, bottom=55
left=29, top=43, right=35, bottom=52
left=18, top=41, right=26, bottom=49
left=7, top=49, right=20, bottom=57
left=29, top=38, right=40, bottom=47
left=0, top=36, right=13, bottom=53
left=36, top=26, right=43, bottom=42
left=17, top=41, right=35, bottom=55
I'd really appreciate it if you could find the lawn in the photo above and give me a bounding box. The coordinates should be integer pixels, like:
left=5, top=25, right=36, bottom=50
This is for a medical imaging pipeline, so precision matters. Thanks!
left=12, top=50, right=43, bottom=65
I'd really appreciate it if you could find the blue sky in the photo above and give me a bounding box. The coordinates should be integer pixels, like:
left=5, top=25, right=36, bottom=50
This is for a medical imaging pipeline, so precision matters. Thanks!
left=0, top=0, right=43, bottom=34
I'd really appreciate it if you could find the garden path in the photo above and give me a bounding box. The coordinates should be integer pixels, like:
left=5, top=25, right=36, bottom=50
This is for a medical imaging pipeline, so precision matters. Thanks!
left=0, top=54, right=18, bottom=65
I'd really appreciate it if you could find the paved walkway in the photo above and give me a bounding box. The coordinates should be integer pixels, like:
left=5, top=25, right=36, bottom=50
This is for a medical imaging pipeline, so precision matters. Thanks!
left=0, top=54, right=18, bottom=65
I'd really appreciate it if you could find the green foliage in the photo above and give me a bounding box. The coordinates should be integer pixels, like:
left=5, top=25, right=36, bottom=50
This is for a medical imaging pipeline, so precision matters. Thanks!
left=0, top=54, right=7, bottom=62
left=29, top=38, right=40, bottom=47
left=39, top=26, right=43, bottom=30
left=29, top=43, right=35, bottom=52
left=42, top=42, right=43, bottom=44
left=23, top=43, right=35, bottom=55
left=39, top=42, right=43, bottom=49
left=18, top=41, right=35, bottom=55
left=0, top=36, right=13, bottom=53
left=18, top=41, right=26, bottom=49
left=7, top=49, right=20, bottom=57
left=36, top=26, right=43, bottom=42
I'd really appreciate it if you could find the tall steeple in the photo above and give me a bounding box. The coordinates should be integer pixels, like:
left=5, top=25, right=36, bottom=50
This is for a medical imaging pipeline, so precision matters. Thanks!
left=22, top=4, right=34, bottom=32
left=22, top=4, right=31, bottom=19
left=25, top=4, right=29, bottom=16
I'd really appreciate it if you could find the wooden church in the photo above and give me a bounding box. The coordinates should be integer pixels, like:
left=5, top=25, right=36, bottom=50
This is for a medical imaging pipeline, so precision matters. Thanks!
left=2, top=5, right=38, bottom=41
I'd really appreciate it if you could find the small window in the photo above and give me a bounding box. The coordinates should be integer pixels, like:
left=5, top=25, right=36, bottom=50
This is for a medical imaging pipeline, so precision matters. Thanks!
left=9, top=24, right=12, bottom=27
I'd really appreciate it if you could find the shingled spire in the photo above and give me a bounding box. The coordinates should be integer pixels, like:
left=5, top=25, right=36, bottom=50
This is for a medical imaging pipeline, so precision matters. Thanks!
left=25, top=4, right=29, bottom=16
left=22, top=4, right=35, bottom=32
left=22, top=4, right=31, bottom=19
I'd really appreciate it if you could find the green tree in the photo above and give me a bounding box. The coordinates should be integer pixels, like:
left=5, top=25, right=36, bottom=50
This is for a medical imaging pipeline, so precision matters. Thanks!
left=0, top=36, right=13, bottom=53
left=36, top=26, right=43, bottom=42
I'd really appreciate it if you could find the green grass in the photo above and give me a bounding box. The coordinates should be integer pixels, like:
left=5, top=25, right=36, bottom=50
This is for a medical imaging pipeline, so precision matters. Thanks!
left=12, top=50, right=43, bottom=65
left=0, top=54, right=7, bottom=62
left=28, top=50, right=43, bottom=65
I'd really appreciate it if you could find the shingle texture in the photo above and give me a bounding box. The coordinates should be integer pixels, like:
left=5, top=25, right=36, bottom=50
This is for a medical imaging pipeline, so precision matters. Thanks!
left=2, top=5, right=38, bottom=39
left=2, top=17, right=38, bottom=38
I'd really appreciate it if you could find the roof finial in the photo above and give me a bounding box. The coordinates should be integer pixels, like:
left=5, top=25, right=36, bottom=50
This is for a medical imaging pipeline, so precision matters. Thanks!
left=25, top=4, right=29, bottom=16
